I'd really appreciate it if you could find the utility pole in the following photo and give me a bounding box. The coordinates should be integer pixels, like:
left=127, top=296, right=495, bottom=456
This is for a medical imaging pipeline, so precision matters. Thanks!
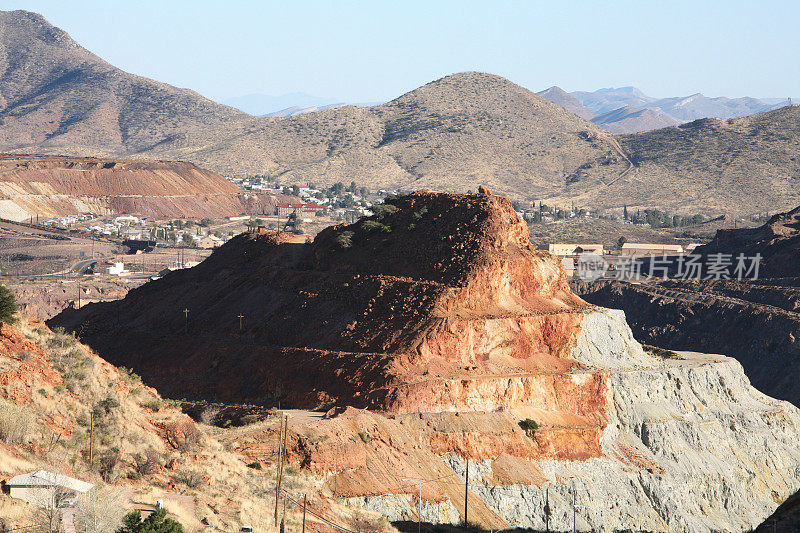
left=238, top=313, right=244, bottom=332
left=274, top=415, right=289, bottom=526
left=77, top=279, right=81, bottom=309
left=274, top=416, right=284, bottom=526
left=183, top=308, right=190, bottom=334
left=545, top=485, right=550, bottom=533
left=301, top=495, right=307, bottom=533
left=572, top=481, right=576, bottom=533
left=464, top=458, right=469, bottom=527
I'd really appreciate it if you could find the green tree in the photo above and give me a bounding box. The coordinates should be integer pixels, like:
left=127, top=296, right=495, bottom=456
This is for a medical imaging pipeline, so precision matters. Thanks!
left=116, top=509, right=183, bottom=533
left=0, top=285, right=17, bottom=323
left=330, top=182, right=345, bottom=196
left=617, top=236, right=627, bottom=250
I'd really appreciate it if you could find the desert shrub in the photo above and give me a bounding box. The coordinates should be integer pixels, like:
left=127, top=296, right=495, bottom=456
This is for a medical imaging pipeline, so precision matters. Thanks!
left=372, top=203, right=398, bottom=220
left=99, top=449, right=121, bottom=482
left=142, top=399, right=162, bottom=412
left=335, top=231, right=354, bottom=249
left=412, top=207, right=429, bottom=220
left=164, top=419, right=203, bottom=452
left=133, top=448, right=162, bottom=476
left=357, top=431, right=369, bottom=443
left=247, top=462, right=262, bottom=470
left=0, top=399, right=34, bottom=443
left=0, top=284, right=17, bottom=323
left=362, top=221, right=391, bottom=233
left=118, top=367, right=142, bottom=384
left=519, top=418, right=539, bottom=431
left=284, top=465, right=299, bottom=475
left=175, top=469, right=203, bottom=488
left=96, top=396, right=120, bottom=415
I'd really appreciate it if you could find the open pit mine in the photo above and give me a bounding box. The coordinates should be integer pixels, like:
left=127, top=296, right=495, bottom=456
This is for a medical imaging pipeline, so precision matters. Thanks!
left=53, top=189, right=800, bottom=531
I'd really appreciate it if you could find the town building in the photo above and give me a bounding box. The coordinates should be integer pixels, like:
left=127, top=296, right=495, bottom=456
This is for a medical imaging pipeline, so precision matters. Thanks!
left=546, top=244, right=605, bottom=257
left=275, top=203, right=324, bottom=217
left=197, top=235, right=223, bottom=249
left=621, top=243, right=684, bottom=256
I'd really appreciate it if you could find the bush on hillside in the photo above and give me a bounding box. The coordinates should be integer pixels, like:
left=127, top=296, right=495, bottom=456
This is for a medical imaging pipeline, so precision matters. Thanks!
left=116, top=509, right=183, bottom=533
left=0, top=285, right=17, bottom=323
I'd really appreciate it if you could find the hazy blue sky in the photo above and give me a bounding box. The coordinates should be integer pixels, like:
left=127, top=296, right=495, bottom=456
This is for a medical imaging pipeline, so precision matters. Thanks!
left=5, top=0, right=799, bottom=102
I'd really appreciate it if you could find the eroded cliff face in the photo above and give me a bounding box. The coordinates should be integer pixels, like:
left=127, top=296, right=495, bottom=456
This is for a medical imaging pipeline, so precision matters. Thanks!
left=251, top=310, right=800, bottom=532
left=52, top=190, right=800, bottom=531
left=582, top=279, right=800, bottom=407
left=0, top=153, right=291, bottom=220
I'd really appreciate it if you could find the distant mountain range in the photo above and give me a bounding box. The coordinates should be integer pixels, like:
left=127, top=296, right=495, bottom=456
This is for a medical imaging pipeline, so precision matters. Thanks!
left=226, top=86, right=795, bottom=132
left=2, top=9, right=800, bottom=217
left=222, top=92, right=380, bottom=117
left=539, top=86, right=794, bottom=133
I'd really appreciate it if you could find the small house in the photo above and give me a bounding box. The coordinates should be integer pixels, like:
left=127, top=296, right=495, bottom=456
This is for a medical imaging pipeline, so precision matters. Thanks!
left=5, top=470, right=94, bottom=508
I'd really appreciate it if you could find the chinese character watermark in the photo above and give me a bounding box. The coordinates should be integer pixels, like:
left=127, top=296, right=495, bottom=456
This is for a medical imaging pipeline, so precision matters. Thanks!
left=576, top=253, right=762, bottom=282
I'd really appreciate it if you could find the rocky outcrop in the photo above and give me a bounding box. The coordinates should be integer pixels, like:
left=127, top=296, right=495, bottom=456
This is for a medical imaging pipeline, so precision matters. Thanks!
left=52, top=190, right=800, bottom=531
left=0, top=153, right=292, bottom=220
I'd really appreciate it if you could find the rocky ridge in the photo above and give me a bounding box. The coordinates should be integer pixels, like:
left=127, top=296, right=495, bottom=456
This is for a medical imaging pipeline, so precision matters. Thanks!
left=52, top=190, right=800, bottom=531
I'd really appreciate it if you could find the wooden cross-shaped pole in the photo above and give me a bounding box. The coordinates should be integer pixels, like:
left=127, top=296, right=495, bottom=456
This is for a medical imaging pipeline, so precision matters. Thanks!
left=238, top=313, right=244, bottom=332
left=183, top=308, right=190, bottom=334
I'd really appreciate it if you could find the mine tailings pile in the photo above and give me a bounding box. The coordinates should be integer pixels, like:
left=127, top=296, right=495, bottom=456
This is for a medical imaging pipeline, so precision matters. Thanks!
left=0, top=153, right=293, bottom=220
left=53, top=190, right=800, bottom=531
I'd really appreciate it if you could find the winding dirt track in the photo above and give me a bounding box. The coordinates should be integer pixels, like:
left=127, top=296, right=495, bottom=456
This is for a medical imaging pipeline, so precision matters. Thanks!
left=602, top=135, right=635, bottom=187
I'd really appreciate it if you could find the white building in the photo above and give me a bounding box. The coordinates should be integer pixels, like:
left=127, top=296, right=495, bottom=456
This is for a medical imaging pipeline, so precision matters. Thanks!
left=114, top=215, right=140, bottom=225
left=105, top=262, right=130, bottom=276
left=6, top=470, right=94, bottom=508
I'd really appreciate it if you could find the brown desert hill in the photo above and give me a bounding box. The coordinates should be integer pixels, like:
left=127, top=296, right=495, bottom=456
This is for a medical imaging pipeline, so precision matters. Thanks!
left=144, top=72, right=628, bottom=200
left=589, top=105, right=681, bottom=133
left=51, top=189, right=593, bottom=412
left=0, top=153, right=296, bottom=220
left=536, top=86, right=595, bottom=120
left=0, top=10, right=246, bottom=157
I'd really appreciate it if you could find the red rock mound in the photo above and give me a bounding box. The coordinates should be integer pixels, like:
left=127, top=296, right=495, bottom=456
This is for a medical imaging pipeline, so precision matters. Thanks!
left=52, top=191, right=593, bottom=414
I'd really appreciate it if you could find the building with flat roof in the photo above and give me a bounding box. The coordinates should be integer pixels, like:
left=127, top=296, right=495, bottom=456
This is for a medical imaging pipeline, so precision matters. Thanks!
left=621, top=243, right=684, bottom=256
left=6, top=470, right=93, bottom=508
left=546, top=243, right=605, bottom=257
